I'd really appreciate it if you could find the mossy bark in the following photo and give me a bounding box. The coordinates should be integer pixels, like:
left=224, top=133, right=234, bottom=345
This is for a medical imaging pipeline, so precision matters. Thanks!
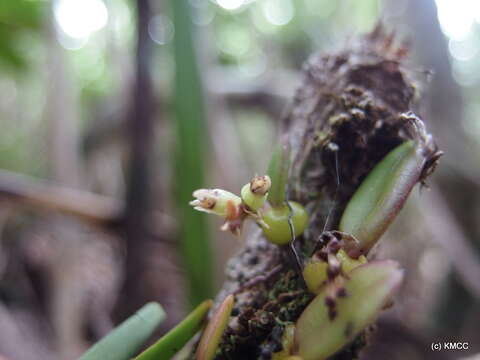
left=207, top=26, right=438, bottom=360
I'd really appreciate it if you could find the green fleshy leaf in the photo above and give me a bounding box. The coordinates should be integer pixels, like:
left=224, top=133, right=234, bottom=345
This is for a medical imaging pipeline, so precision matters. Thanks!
left=295, top=261, right=403, bottom=360
left=79, top=302, right=165, bottom=360
left=339, top=141, right=426, bottom=255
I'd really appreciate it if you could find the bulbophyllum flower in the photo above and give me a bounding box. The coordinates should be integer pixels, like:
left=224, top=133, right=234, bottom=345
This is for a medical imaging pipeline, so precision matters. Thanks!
left=190, top=189, right=242, bottom=218
left=190, top=189, right=244, bottom=235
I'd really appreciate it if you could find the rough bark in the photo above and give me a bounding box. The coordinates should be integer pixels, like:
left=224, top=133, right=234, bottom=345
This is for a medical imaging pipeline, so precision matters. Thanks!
left=208, top=27, right=438, bottom=359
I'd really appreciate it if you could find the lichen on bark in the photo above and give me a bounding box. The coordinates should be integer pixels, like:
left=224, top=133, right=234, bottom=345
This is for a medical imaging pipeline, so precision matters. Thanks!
left=204, top=26, right=439, bottom=360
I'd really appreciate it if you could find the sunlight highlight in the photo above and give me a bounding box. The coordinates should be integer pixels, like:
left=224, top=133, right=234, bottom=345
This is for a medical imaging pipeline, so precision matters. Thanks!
left=216, top=0, right=245, bottom=11
left=435, top=0, right=480, bottom=40
left=54, top=0, right=108, bottom=40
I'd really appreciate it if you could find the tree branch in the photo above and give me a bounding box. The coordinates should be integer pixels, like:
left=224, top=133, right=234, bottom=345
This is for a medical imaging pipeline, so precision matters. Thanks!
left=0, top=169, right=175, bottom=236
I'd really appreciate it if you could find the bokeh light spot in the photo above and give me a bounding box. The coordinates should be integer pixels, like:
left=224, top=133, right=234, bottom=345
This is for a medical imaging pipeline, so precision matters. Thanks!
left=262, top=0, right=294, bottom=26
left=216, top=0, right=245, bottom=11
left=54, top=0, right=108, bottom=40
left=148, top=14, right=174, bottom=45
left=435, top=0, right=478, bottom=40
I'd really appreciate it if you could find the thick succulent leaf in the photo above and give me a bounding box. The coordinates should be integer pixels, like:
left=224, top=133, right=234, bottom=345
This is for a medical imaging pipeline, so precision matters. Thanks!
left=79, top=302, right=165, bottom=360
left=295, top=261, right=403, bottom=360
left=196, top=294, right=234, bottom=360
left=135, top=300, right=212, bottom=360
left=339, top=141, right=426, bottom=255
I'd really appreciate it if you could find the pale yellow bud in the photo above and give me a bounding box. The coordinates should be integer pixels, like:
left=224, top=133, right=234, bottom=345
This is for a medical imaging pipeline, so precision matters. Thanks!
left=241, top=175, right=271, bottom=211
left=250, top=175, right=271, bottom=195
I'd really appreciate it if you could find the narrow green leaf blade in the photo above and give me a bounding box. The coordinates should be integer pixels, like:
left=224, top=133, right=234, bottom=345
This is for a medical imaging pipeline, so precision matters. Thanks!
left=79, top=302, right=165, bottom=360
left=172, top=0, right=213, bottom=308
left=295, top=261, right=403, bottom=360
left=135, top=299, right=213, bottom=360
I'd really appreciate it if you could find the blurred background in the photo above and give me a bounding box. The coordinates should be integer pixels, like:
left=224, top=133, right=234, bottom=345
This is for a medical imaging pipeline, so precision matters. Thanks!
left=0, top=0, right=479, bottom=359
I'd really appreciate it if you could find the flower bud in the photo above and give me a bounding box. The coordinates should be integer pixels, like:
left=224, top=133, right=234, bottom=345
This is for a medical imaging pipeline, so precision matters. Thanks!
left=241, top=175, right=271, bottom=211
left=250, top=175, right=272, bottom=195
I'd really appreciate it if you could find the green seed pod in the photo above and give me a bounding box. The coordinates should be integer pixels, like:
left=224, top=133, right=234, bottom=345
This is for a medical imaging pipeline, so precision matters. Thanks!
left=339, top=141, right=427, bottom=256
left=260, top=202, right=309, bottom=245
left=294, top=261, right=403, bottom=360
left=135, top=300, right=212, bottom=360
left=196, top=295, right=235, bottom=360
left=241, top=175, right=271, bottom=211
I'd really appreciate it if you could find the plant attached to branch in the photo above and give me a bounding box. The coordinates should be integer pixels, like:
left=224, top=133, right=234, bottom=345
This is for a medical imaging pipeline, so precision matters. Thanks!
left=186, top=125, right=439, bottom=359
left=79, top=28, right=442, bottom=360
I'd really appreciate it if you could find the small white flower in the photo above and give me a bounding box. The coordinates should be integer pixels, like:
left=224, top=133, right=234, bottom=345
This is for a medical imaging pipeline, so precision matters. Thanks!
left=190, top=189, right=242, bottom=218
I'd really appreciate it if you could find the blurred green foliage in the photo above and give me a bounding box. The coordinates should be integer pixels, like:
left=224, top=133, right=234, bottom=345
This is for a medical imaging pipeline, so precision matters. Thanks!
left=0, top=0, right=45, bottom=71
left=172, top=0, right=214, bottom=308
